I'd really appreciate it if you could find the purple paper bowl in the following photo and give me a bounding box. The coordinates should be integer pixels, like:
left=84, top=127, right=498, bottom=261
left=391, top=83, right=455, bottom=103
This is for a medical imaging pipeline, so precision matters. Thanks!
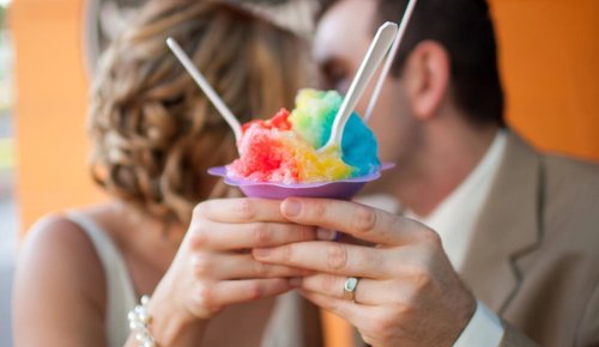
left=207, top=163, right=393, bottom=200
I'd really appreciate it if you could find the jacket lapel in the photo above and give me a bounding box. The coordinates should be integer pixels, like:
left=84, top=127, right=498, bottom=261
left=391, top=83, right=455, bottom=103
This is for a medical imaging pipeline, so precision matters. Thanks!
left=460, top=132, right=543, bottom=314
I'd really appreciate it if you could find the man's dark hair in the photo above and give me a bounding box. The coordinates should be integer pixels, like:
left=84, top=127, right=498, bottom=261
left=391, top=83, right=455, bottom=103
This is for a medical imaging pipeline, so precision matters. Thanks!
left=320, top=0, right=506, bottom=127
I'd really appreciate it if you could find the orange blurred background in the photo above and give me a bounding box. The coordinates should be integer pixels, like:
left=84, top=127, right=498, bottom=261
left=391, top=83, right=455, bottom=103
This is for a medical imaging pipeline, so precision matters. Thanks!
left=10, top=0, right=599, bottom=346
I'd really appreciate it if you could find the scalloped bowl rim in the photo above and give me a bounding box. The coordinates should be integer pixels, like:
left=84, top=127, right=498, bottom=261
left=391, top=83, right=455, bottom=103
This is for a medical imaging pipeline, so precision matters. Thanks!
left=207, top=162, right=394, bottom=189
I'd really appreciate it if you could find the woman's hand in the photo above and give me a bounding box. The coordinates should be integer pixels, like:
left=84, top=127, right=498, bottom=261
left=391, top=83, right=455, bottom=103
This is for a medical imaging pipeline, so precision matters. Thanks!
left=145, top=198, right=321, bottom=344
left=251, top=198, right=477, bottom=347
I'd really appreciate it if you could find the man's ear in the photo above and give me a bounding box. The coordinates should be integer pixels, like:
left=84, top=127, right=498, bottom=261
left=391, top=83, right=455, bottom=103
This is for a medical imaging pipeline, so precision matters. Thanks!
left=403, top=41, right=451, bottom=121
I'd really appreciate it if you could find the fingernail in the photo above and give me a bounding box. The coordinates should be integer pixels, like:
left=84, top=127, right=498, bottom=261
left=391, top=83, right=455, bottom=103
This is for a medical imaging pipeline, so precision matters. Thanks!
left=288, top=277, right=302, bottom=288
left=282, top=199, right=302, bottom=217
left=317, top=228, right=337, bottom=241
left=253, top=248, right=272, bottom=259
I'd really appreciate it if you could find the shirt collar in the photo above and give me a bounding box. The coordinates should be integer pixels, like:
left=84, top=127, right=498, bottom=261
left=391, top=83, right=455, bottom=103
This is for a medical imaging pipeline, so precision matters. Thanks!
left=406, top=130, right=508, bottom=269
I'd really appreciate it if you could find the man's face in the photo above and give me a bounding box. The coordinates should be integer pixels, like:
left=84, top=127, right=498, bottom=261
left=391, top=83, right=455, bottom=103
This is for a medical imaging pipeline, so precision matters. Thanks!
left=313, top=0, right=419, bottom=166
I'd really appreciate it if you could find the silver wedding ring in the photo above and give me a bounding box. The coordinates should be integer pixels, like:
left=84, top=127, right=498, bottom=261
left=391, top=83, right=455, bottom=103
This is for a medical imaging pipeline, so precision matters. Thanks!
left=343, top=277, right=360, bottom=302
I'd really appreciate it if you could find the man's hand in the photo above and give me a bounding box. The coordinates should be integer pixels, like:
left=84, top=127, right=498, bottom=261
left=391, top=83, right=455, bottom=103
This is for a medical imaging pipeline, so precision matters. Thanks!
left=252, top=198, right=477, bottom=347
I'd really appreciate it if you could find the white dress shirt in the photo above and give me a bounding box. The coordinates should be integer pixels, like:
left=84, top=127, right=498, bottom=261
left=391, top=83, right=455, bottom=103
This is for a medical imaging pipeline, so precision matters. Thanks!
left=410, top=130, right=507, bottom=346
left=410, top=131, right=507, bottom=271
left=357, top=130, right=508, bottom=346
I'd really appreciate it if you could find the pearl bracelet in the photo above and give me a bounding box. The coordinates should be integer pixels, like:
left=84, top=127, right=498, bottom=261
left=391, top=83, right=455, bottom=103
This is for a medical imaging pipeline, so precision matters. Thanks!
left=128, top=295, right=156, bottom=347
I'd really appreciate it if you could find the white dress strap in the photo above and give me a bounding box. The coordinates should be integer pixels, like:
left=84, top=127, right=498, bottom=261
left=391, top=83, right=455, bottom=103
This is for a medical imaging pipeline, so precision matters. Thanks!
left=67, top=212, right=137, bottom=347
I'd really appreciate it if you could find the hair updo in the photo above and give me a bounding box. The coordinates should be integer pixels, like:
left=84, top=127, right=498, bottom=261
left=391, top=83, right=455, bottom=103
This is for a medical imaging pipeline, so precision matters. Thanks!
left=89, top=0, right=310, bottom=226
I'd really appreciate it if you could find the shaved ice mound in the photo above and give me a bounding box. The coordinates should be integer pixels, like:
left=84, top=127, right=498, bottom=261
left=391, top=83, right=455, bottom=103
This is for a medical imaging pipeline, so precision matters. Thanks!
left=227, top=89, right=381, bottom=184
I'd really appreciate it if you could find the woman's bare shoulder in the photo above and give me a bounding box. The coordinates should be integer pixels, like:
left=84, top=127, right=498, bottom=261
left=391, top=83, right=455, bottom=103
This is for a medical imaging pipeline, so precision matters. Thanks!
left=19, top=212, right=107, bottom=291
left=13, top=212, right=108, bottom=346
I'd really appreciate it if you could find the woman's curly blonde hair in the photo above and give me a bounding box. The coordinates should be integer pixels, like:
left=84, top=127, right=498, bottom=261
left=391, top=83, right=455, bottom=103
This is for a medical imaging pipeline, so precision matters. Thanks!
left=89, top=0, right=310, bottom=226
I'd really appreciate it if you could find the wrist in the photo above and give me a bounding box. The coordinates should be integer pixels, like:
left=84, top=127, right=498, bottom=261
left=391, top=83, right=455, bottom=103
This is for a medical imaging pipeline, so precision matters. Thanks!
left=450, top=301, right=505, bottom=347
left=460, top=293, right=477, bottom=325
left=145, top=294, right=209, bottom=346
left=448, top=292, right=478, bottom=345
left=459, top=292, right=477, bottom=326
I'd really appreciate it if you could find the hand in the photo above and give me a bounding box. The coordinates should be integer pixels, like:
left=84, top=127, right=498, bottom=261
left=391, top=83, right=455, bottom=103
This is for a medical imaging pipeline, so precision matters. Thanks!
left=150, top=198, right=318, bottom=325
left=252, top=198, right=477, bottom=347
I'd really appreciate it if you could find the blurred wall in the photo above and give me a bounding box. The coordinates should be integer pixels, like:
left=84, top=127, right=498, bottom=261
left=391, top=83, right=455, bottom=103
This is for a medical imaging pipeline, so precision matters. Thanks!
left=12, top=0, right=105, bottom=234
left=492, top=0, right=599, bottom=160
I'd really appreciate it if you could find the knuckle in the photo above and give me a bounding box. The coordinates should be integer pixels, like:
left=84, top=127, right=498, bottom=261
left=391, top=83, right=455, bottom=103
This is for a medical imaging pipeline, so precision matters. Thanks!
left=190, top=226, right=210, bottom=250
left=248, top=282, right=264, bottom=300
left=370, top=313, right=398, bottom=339
left=236, top=199, right=255, bottom=220
left=321, top=275, right=338, bottom=294
left=192, top=202, right=208, bottom=220
left=194, top=282, right=215, bottom=310
left=253, top=261, right=269, bottom=277
left=310, top=201, right=327, bottom=219
left=411, top=266, right=433, bottom=291
left=353, top=206, right=377, bottom=234
left=421, top=230, right=442, bottom=249
left=280, top=244, right=295, bottom=263
left=321, top=296, right=339, bottom=312
left=252, top=223, right=272, bottom=244
left=395, top=302, right=415, bottom=317
left=298, top=225, right=315, bottom=241
left=361, top=249, right=383, bottom=271
left=192, top=254, right=212, bottom=278
left=326, top=243, right=348, bottom=271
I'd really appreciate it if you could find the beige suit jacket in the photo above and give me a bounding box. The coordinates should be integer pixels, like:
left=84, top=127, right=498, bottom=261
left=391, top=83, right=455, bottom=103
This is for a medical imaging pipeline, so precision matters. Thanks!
left=353, top=132, right=599, bottom=347
left=460, top=132, right=599, bottom=346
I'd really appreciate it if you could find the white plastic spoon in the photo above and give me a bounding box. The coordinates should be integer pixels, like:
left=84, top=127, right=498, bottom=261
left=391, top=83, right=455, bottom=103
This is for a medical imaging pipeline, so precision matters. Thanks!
left=319, top=21, right=398, bottom=153
left=364, top=0, right=418, bottom=123
left=166, top=37, right=243, bottom=143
